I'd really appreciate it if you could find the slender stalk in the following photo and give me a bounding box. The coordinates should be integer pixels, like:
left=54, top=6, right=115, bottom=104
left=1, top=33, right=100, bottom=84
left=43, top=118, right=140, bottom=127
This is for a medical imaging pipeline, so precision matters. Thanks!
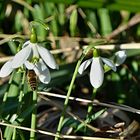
left=55, top=43, right=103, bottom=139
left=0, top=71, right=15, bottom=116
left=29, top=27, right=38, bottom=140
left=55, top=55, right=85, bottom=140
left=30, top=90, right=37, bottom=140
left=17, top=71, right=26, bottom=113
left=87, top=88, right=98, bottom=118
left=3, top=71, right=15, bottom=102
left=75, top=88, right=98, bottom=132
left=83, top=88, right=97, bottom=132
left=11, top=71, right=26, bottom=140
left=39, top=91, right=140, bottom=114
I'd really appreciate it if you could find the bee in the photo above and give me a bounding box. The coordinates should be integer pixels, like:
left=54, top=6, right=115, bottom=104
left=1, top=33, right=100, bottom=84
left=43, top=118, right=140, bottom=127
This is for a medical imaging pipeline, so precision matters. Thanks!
left=27, top=70, right=37, bottom=91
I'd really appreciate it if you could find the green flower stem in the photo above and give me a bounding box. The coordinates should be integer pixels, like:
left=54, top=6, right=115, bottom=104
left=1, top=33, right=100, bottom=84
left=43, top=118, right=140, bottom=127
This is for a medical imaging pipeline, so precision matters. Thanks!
left=55, top=54, right=85, bottom=140
left=11, top=71, right=26, bottom=140
left=55, top=43, right=104, bottom=139
left=30, top=90, right=37, bottom=140
left=29, top=26, right=38, bottom=140
left=76, top=88, right=98, bottom=132
left=17, top=71, right=26, bottom=113
left=30, top=28, right=37, bottom=43
left=87, top=88, right=98, bottom=118
left=3, top=71, right=15, bottom=102
left=0, top=71, right=15, bottom=117
left=84, top=88, right=98, bottom=133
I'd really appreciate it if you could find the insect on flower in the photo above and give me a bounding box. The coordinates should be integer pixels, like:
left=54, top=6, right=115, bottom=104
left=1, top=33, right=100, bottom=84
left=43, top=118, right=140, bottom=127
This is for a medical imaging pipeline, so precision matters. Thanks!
left=27, top=70, right=37, bottom=91
left=0, top=28, right=58, bottom=87
left=0, top=42, right=59, bottom=84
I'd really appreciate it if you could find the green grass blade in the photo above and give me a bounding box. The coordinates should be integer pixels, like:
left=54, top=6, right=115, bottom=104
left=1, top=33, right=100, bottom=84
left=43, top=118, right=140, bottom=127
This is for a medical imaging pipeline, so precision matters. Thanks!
left=98, top=8, right=112, bottom=36
left=70, top=9, right=78, bottom=37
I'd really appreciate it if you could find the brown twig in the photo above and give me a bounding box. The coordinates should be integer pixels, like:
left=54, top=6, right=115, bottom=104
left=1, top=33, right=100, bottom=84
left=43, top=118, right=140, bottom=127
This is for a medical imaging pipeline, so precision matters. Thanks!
left=39, top=94, right=100, bottom=132
left=1, top=43, right=140, bottom=64
left=106, top=13, right=140, bottom=40
left=0, top=121, right=120, bottom=140
left=38, top=91, right=140, bottom=114
left=12, top=0, right=34, bottom=11
left=78, top=8, right=101, bottom=38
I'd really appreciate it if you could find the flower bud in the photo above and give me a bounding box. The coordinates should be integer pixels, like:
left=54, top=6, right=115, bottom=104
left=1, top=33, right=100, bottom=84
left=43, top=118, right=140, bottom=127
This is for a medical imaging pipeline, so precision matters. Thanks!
left=30, top=28, right=37, bottom=43
left=93, top=49, right=99, bottom=57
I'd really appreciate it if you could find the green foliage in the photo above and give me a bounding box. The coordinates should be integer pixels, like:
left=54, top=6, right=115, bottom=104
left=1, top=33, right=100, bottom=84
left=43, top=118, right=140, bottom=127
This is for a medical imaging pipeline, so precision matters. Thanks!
left=70, top=9, right=78, bottom=37
left=98, top=8, right=112, bottom=36
left=75, top=109, right=106, bottom=133
left=0, top=0, right=140, bottom=139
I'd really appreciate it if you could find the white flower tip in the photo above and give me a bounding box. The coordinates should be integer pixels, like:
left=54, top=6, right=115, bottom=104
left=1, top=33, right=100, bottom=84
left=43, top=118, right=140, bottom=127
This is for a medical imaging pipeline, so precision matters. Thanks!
left=78, top=59, right=92, bottom=75
left=111, top=64, right=117, bottom=72
left=0, top=60, right=13, bottom=77
left=101, top=57, right=116, bottom=72
left=78, top=69, right=82, bottom=75
left=49, top=63, right=59, bottom=70
left=114, top=66, right=117, bottom=72
left=78, top=66, right=83, bottom=75
left=91, top=82, right=103, bottom=88
left=115, top=50, right=127, bottom=66
left=51, top=63, right=59, bottom=70
left=110, top=65, right=117, bottom=72
left=39, top=75, right=51, bottom=84
left=0, top=72, right=7, bottom=78
left=90, top=58, right=104, bottom=88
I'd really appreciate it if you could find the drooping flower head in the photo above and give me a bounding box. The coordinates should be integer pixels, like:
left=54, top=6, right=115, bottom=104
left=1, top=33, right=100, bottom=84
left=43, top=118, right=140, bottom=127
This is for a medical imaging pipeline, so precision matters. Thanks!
left=78, top=49, right=126, bottom=88
left=0, top=28, right=58, bottom=84
left=114, top=50, right=127, bottom=66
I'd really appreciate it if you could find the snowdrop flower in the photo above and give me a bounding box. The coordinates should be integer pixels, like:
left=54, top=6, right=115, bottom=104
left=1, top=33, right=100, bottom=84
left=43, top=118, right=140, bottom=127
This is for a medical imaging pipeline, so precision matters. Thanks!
left=0, top=28, right=58, bottom=84
left=78, top=49, right=117, bottom=88
left=11, top=40, right=58, bottom=70
left=0, top=41, right=58, bottom=84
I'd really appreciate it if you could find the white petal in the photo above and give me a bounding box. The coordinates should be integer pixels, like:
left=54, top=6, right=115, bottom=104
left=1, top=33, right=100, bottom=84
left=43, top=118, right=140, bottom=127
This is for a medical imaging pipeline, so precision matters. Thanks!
left=12, top=46, right=31, bottom=68
left=115, top=50, right=127, bottom=66
left=90, top=57, right=104, bottom=88
left=101, top=57, right=116, bottom=72
left=78, top=58, right=92, bottom=74
left=38, top=68, right=51, bottom=84
left=22, top=40, right=30, bottom=48
left=37, top=45, right=58, bottom=69
left=24, top=61, right=35, bottom=70
left=0, top=60, right=14, bottom=77
left=34, top=60, right=51, bottom=84
left=32, top=43, right=39, bottom=58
